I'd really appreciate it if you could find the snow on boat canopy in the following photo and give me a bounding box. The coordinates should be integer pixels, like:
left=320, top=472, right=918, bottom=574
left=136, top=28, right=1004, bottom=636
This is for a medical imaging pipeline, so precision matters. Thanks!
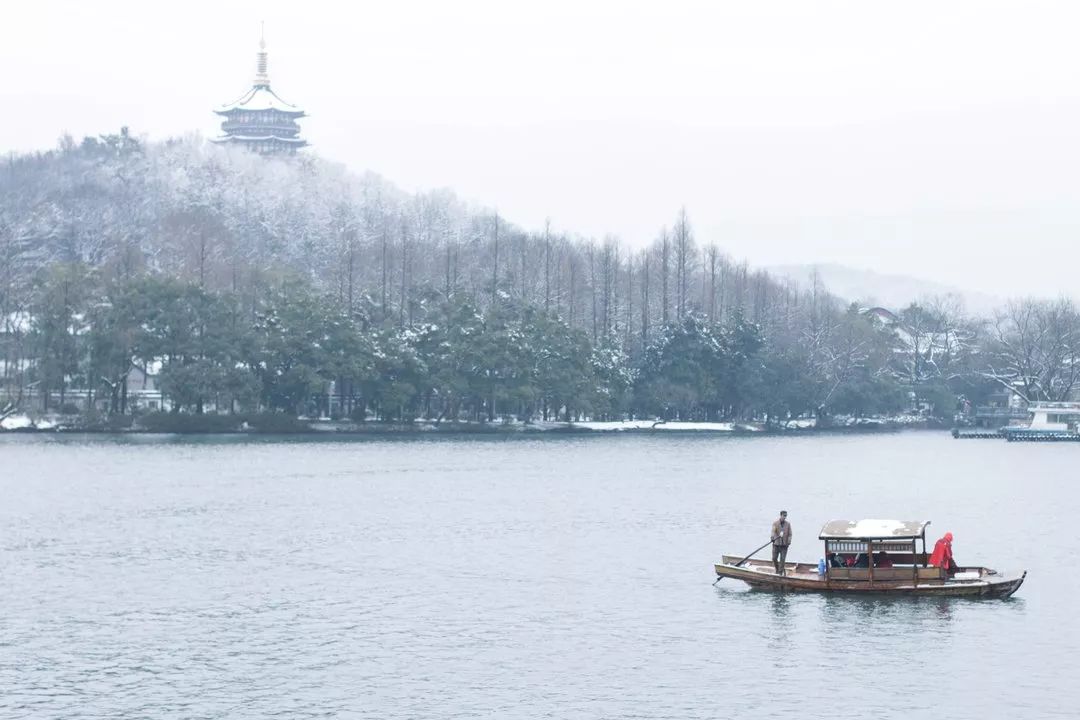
left=818, top=519, right=929, bottom=540
left=714, top=518, right=1026, bottom=598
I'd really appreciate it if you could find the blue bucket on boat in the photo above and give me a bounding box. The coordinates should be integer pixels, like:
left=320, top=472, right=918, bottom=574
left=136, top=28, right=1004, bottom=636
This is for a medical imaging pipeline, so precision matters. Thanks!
left=818, top=558, right=826, bottom=575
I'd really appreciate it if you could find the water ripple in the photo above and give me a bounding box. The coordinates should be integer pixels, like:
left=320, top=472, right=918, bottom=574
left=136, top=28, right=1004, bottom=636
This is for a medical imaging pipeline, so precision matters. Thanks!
left=0, top=432, right=1071, bottom=718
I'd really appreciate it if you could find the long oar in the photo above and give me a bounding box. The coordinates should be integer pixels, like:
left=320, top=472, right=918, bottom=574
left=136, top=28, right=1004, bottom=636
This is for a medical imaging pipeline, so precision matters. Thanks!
left=713, top=537, right=776, bottom=584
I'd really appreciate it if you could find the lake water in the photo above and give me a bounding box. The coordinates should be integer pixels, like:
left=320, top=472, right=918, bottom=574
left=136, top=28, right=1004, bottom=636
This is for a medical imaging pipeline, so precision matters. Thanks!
left=0, top=431, right=1074, bottom=719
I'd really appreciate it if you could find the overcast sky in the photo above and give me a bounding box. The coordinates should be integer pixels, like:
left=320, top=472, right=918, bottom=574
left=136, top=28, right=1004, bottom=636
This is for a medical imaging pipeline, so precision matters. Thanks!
left=3, top=1, right=1079, bottom=298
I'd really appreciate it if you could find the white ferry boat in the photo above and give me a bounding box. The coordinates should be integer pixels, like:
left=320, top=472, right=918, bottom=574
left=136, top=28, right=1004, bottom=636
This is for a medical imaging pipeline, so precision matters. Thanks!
left=1003, top=402, right=1080, bottom=441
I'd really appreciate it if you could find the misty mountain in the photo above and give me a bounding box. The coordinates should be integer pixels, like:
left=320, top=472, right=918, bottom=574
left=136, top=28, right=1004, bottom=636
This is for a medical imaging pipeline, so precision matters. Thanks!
left=765, top=263, right=1003, bottom=316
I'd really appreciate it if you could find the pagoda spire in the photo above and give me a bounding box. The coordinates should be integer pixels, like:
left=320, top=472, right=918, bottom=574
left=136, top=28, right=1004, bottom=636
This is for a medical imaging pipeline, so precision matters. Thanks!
left=254, top=22, right=269, bottom=88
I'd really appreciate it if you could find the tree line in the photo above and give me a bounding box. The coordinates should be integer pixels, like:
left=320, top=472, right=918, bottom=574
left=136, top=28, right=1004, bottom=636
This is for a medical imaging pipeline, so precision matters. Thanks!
left=11, top=268, right=775, bottom=422
left=3, top=130, right=1080, bottom=423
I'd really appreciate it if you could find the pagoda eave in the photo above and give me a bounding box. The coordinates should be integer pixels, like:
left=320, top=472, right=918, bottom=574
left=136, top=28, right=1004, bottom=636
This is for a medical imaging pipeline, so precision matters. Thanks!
left=213, top=135, right=308, bottom=145
left=214, top=107, right=306, bottom=118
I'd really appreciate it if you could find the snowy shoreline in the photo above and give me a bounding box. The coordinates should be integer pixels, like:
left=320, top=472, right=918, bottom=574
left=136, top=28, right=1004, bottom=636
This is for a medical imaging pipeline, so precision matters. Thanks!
left=1, top=413, right=941, bottom=436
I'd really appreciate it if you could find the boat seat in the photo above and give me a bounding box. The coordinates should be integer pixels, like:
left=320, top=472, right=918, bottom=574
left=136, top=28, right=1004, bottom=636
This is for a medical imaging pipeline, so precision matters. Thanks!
left=827, top=567, right=945, bottom=581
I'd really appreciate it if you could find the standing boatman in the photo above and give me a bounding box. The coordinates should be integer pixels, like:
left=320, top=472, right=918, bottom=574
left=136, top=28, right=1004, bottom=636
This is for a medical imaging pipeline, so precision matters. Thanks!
left=771, top=510, right=792, bottom=575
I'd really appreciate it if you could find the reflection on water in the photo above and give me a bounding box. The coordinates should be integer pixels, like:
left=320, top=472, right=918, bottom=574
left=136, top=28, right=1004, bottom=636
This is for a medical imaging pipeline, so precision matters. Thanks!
left=0, top=432, right=1069, bottom=719
left=933, top=596, right=956, bottom=622
left=768, top=592, right=792, bottom=618
left=764, top=594, right=797, bottom=671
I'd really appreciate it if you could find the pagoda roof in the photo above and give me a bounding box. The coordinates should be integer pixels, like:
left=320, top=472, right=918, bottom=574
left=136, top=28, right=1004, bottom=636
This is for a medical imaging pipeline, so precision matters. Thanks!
left=216, top=85, right=305, bottom=116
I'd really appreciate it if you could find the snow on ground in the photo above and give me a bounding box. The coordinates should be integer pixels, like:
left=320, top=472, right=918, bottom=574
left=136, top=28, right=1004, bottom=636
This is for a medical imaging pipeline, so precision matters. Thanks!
left=0, top=412, right=931, bottom=433
left=883, top=414, right=926, bottom=425
left=0, top=414, right=34, bottom=430
left=571, top=420, right=744, bottom=432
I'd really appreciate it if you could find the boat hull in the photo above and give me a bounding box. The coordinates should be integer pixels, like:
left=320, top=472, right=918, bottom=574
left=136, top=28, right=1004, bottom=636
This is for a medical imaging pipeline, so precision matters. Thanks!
left=1004, top=428, right=1080, bottom=442
left=715, top=557, right=1025, bottom=598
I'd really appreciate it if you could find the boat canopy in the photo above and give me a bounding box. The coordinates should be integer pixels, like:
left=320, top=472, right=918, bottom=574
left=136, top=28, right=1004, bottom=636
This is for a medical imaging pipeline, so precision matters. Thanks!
left=818, top=519, right=929, bottom=540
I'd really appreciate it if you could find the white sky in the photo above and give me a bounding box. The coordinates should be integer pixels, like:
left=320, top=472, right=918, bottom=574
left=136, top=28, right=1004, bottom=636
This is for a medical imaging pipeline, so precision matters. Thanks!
left=3, top=0, right=1079, bottom=298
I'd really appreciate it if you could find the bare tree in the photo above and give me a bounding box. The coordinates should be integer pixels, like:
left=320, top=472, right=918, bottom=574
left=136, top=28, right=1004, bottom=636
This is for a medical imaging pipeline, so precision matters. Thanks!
left=380, top=221, right=390, bottom=320
left=673, top=207, right=696, bottom=320
left=659, top=228, right=670, bottom=323
left=543, top=219, right=552, bottom=312
left=985, top=298, right=1080, bottom=402
left=491, top=212, right=500, bottom=308
left=399, top=213, right=410, bottom=327
left=640, top=248, right=651, bottom=346
left=705, top=243, right=719, bottom=321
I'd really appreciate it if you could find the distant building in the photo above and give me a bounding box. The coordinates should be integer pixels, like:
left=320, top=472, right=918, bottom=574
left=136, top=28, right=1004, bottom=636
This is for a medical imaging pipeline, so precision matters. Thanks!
left=971, top=389, right=1028, bottom=428
left=213, top=30, right=307, bottom=155
left=860, top=306, right=900, bottom=326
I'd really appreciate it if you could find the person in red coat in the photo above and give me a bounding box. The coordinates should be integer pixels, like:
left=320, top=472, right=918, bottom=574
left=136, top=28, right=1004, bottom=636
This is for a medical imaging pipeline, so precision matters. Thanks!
left=929, top=532, right=957, bottom=574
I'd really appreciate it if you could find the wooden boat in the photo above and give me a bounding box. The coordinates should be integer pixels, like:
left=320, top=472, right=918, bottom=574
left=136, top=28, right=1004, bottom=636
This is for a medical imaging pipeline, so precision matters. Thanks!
left=714, top=519, right=1026, bottom=598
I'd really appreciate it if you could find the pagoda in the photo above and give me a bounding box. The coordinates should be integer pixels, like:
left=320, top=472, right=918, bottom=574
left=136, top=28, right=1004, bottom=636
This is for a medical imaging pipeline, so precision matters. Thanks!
left=213, top=30, right=307, bottom=154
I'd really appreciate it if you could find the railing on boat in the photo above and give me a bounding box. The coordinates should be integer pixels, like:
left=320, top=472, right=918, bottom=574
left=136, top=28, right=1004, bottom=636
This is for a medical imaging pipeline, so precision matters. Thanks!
left=1027, top=401, right=1080, bottom=410
left=827, top=540, right=913, bottom=554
